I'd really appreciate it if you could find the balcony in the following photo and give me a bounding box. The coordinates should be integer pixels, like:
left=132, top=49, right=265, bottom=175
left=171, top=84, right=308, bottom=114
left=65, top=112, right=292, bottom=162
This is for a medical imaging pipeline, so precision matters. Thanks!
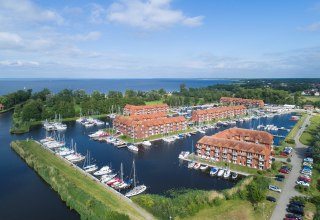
left=215, top=153, right=220, bottom=157
left=247, top=155, right=252, bottom=159
left=259, top=156, right=264, bottom=161
left=222, top=155, right=227, bottom=159
left=232, top=157, right=237, bottom=160
left=197, top=149, right=202, bottom=153
left=206, top=147, right=211, bottom=151
left=232, top=152, right=238, bottom=156
left=215, top=149, right=220, bottom=153
left=247, top=160, right=252, bottom=164
left=206, top=152, right=210, bottom=156
left=223, top=150, right=227, bottom=153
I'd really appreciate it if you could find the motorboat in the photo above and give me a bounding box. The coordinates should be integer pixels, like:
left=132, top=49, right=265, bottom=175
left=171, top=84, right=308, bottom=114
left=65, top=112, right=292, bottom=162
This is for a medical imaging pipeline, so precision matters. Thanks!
left=94, top=166, right=112, bottom=176
left=193, top=163, right=201, bottom=170
left=162, top=136, right=176, bottom=143
left=223, top=169, right=231, bottom=178
left=231, top=172, right=238, bottom=179
left=100, top=174, right=117, bottom=183
left=178, top=151, right=190, bottom=159
left=142, top=140, right=152, bottom=146
left=217, top=168, right=225, bottom=177
left=187, top=161, right=195, bottom=169
left=127, top=144, right=139, bottom=152
left=210, top=167, right=218, bottom=176
left=88, top=130, right=107, bottom=138
left=200, top=165, right=208, bottom=171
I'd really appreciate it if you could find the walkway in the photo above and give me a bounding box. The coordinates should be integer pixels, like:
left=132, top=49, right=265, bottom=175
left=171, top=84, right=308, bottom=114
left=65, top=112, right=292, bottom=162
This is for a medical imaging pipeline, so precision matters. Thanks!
left=270, top=114, right=310, bottom=220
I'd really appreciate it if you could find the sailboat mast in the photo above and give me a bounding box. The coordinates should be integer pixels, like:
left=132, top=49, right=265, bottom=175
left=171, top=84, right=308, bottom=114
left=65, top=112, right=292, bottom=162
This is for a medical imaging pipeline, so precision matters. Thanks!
left=120, top=163, right=123, bottom=181
left=133, top=160, right=136, bottom=187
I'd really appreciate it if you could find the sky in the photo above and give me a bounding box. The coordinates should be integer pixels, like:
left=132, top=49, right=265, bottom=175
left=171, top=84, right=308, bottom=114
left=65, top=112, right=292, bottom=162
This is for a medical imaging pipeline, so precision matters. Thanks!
left=0, top=0, right=320, bottom=78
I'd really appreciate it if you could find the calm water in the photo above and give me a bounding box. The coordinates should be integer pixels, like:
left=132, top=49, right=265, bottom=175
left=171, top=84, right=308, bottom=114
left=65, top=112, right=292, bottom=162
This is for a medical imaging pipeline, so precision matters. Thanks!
left=0, top=110, right=297, bottom=219
left=0, top=78, right=233, bottom=95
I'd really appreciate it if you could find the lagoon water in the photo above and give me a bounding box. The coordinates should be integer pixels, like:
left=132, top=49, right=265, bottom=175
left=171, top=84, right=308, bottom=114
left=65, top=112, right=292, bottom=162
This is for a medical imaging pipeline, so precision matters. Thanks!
left=0, top=110, right=297, bottom=219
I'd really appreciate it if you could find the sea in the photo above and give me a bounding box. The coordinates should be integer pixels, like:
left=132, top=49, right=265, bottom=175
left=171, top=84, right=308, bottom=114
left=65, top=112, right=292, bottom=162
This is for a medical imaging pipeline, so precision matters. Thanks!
left=0, top=79, right=297, bottom=220
left=0, top=78, right=234, bottom=95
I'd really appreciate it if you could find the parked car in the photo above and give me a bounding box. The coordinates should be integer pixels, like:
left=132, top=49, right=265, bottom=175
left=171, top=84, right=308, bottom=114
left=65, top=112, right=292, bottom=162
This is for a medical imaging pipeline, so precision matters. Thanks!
left=279, top=168, right=289, bottom=174
left=296, top=181, right=310, bottom=187
left=287, top=206, right=304, bottom=215
left=266, top=196, right=276, bottom=202
left=290, top=200, right=305, bottom=207
left=275, top=177, right=284, bottom=182
left=300, top=169, right=312, bottom=175
left=303, top=162, right=313, bottom=168
left=298, top=176, right=311, bottom=182
left=286, top=213, right=303, bottom=220
left=269, top=185, right=281, bottom=193
left=281, top=151, right=289, bottom=157
left=304, top=158, right=313, bottom=163
left=281, top=166, right=292, bottom=171
left=276, top=174, right=285, bottom=179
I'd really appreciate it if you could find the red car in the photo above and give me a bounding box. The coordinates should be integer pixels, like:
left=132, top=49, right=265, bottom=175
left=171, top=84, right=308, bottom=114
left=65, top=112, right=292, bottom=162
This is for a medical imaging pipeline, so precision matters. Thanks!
left=279, top=168, right=289, bottom=174
left=281, top=151, right=289, bottom=157
left=298, top=176, right=311, bottom=182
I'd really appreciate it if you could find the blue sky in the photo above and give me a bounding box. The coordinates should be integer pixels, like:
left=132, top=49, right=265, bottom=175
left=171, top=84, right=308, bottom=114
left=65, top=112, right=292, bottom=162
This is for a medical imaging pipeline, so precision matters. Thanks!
left=0, top=0, right=320, bottom=78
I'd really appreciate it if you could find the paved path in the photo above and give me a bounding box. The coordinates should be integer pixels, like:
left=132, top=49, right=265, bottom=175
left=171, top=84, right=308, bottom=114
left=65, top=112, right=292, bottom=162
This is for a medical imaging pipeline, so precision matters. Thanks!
left=270, top=115, right=310, bottom=220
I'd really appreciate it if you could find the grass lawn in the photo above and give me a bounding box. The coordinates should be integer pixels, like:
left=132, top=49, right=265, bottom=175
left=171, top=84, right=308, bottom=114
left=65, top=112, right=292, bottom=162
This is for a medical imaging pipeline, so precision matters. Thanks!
left=303, top=96, right=320, bottom=102
left=183, top=199, right=274, bottom=220
left=300, top=115, right=320, bottom=145
left=11, top=140, right=149, bottom=220
left=144, top=100, right=164, bottom=105
left=304, top=202, right=317, bottom=220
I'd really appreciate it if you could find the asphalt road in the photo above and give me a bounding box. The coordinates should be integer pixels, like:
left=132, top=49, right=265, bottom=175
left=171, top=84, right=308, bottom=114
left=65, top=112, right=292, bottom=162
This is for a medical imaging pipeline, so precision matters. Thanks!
left=270, top=115, right=310, bottom=220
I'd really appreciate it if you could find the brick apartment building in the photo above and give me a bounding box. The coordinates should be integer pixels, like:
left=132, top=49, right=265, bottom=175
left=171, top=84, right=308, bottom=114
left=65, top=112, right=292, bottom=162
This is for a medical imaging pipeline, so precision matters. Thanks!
left=192, top=105, right=246, bottom=123
left=220, top=97, right=264, bottom=108
left=123, top=104, right=169, bottom=115
left=196, top=128, right=273, bottom=169
left=114, top=113, right=187, bottom=139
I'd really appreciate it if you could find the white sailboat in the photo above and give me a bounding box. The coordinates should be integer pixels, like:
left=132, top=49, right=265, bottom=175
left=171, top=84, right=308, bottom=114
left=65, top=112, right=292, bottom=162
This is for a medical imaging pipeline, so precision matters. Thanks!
left=125, top=160, right=147, bottom=197
left=83, top=151, right=98, bottom=173
left=94, top=166, right=112, bottom=176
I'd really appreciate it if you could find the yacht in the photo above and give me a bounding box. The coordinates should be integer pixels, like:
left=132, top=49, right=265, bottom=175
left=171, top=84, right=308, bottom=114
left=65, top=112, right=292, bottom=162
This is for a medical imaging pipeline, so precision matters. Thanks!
left=210, top=167, right=218, bottom=176
left=83, top=151, right=98, bottom=173
left=178, top=151, right=190, bottom=159
left=94, top=166, right=112, bottom=176
left=223, top=169, right=231, bottom=178
left=162, top=136, right=176, bottom=143
left=231, top=172, right=238, bottom=179
left=193, top=163, right=201, bottom=170
left=217, top=168, right=225, bottom=177
left=88, top=130, right=107, bottom=138
left=127, top=144, right=139, bottom=152
left=142, top=140, right=152, bottom=146
left=125, top=160, right=147, bottom=197
left=100, top=174, right=117, bottom=183
left=200, top=165, right=208, bottom=171
left=187, top=161, right=195, bottom=169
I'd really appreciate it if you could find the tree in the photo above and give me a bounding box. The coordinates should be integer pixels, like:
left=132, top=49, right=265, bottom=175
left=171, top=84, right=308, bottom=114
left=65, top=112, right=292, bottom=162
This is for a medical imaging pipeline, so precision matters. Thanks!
left=21, top=100, right=42, bottom=121
left=247, top=183, right=265, bottom=204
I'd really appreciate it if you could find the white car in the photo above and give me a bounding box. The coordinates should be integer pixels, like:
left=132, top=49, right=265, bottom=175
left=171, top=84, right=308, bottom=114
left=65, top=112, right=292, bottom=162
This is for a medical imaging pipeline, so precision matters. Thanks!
left=269, top=185, right=281, bottom=193
left=304, top=158, right=313, bottom=163
left=296, top=180, right=310, bottom=187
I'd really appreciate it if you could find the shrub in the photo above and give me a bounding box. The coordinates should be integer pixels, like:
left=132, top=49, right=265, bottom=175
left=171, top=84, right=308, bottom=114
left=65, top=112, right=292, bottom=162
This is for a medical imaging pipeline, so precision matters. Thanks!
left=287, top=158, right=291, bottom=163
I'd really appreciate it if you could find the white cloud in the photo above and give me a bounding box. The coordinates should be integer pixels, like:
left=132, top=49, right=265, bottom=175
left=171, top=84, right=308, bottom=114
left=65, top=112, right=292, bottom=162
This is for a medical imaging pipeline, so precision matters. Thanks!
left=0, top=60, right=40, bottom=67
left=0, top=32, right=23, bottom=49
left=298, top=22, right=320, bottom=32
left=105, top=0, right=204, bottom=29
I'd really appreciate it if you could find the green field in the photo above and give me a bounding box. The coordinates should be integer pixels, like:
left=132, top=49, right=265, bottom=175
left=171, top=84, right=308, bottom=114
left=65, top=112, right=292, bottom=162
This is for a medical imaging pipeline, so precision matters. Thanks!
left=11, top=140, right=151, bottom=220
left=300, top=115, right=320, bottom=145
left=303, top=96, right=320, bottom=102
left=144, top=100, right=164, bottom=105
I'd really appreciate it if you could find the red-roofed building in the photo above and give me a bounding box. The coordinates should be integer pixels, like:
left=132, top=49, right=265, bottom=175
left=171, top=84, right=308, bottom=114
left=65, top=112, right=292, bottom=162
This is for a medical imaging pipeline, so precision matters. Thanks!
left=220, top=97, right=264, bottom=108
left=114, top=113, right=187, bottom=139
left=0, top=103, right=4, bottom=111
left=124, top=104, right=169, bottom=115
left=196, top=128, right=273, bottom=169
left=192, top=105, right=246, bottom=123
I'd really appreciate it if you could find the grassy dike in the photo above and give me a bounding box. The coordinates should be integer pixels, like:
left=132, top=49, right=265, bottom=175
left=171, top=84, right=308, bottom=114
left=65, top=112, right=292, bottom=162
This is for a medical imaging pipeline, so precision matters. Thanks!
left=10, top=140, right=151, bottom=220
